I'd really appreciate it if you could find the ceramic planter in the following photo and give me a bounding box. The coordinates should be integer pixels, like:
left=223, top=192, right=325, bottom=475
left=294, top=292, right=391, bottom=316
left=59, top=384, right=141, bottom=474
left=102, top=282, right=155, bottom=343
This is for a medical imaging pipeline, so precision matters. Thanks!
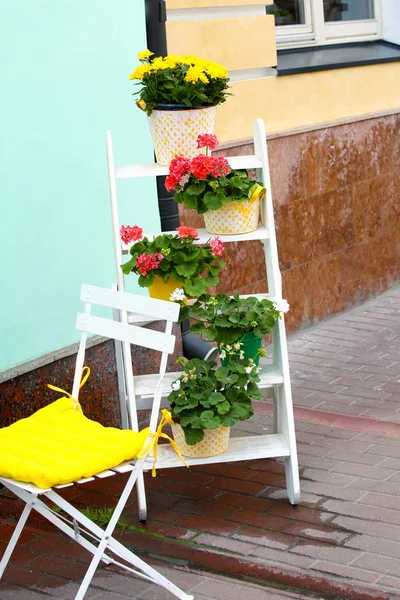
left=148, top=276, right=183, bottom=301
left=203, top=196, right=260, bottom=235
left=220, top=331, right=263, bottom=366
left=171, top=423, right=230, bottom=458
left=148, top=104, right=217, bottom=166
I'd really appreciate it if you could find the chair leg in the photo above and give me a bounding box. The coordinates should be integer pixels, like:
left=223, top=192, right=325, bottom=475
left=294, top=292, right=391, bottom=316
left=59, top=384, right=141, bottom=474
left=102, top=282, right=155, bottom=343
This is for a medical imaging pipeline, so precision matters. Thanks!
left=0, top=502, right=32, bottom=578
left=136, top=470, right=147, bottom=521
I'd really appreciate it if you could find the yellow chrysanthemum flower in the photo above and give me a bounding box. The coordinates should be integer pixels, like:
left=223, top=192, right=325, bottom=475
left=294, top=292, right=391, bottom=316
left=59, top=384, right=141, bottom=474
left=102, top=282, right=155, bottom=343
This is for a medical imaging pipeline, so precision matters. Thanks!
left=150, top=56, right=168, bottom=71
left=163, top=57, right=178, bottom=69
left=205, top=61, right=229, bottom=79
left=137, top=49, right=154, bottom=60
left=185, top=65, right=208, bottom=84
left=129, top=63, right=151, bottom=80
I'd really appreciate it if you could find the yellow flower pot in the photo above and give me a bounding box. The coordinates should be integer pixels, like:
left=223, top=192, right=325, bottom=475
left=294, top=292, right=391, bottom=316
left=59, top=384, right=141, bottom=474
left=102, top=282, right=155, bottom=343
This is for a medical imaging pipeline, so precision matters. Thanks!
left=148, top=276, right=183, bottom=301
left=171, top=423, right=230, bottom=458
left=203, top=185, right=265, bottom=235
left=148, top=105, right=217, bottom=166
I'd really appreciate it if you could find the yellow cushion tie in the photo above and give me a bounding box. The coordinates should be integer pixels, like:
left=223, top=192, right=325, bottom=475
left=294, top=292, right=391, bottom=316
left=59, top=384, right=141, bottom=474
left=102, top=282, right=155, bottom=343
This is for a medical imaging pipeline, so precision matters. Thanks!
left=47, top=366, right=91, bottom=409
left=137, top=409, right=188, bottom=477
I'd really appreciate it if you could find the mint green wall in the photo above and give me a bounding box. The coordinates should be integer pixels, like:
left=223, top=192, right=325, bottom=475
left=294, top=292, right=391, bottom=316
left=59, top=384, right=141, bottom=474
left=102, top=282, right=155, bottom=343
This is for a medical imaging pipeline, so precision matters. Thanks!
left=0, top=1, right=159, bottom=371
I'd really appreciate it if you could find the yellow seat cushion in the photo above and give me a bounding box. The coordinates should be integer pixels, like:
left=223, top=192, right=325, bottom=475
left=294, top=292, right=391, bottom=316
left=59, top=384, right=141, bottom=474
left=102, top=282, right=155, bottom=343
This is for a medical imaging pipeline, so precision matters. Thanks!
left=0, top=397, right=149, bottom=489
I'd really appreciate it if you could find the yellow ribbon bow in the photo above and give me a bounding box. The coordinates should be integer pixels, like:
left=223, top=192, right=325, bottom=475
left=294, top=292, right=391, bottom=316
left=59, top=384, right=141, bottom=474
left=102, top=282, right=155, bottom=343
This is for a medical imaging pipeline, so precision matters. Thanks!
left=137, top=408, right=189, bottom=477
left=47, top=366, right=90, bottom=409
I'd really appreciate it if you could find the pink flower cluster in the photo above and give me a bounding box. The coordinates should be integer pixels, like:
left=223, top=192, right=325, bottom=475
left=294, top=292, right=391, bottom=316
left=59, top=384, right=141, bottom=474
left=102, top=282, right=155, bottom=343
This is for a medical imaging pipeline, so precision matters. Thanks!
left=165, top=134, right=230, bottom=192
left=176, top=225, right=198, bottom=239
left=197, top=134, right=219, bottom=151
left=120, top=225, right=143, bottom=245
left=135, top=252, right=163, bottom=276
left=210, top=237, right=224, bottom=257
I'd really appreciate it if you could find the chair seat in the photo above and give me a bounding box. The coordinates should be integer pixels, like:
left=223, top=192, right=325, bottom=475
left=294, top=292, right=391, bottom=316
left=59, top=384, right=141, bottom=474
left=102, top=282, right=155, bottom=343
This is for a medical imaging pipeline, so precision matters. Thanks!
left=0, top=396, right=149, bottom=490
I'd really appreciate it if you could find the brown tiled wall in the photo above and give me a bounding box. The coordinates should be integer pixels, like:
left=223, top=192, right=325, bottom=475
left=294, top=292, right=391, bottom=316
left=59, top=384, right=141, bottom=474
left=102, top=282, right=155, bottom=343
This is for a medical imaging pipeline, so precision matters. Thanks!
left=0, top=322, right=183, bottom=428
left=180, top=112, right=400, bottom=332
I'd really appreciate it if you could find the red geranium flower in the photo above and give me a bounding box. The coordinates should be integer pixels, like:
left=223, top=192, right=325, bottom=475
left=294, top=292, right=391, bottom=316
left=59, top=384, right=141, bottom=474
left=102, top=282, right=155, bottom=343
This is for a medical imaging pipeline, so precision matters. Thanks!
left=189, top=154, right=217, bottom=179
left=120, top=225, right=143, bottom=245
left=176, top=225, right=199, bottom=239
left=210, top=236, right=224, bottom=257
left=197, top=133, right=219, bottom=151
left=135, top=252, right=163, bottom=276
left=166, top=156, right=191, bottom=192
left=211, top=155, right=230, bottom=177
left=165, top=175, right=177, bottom=192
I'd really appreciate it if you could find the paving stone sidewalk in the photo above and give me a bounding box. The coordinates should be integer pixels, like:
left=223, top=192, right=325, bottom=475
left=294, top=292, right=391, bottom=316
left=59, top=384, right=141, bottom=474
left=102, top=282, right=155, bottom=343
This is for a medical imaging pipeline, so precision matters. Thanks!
left=1, top=285, right=400, bottom=599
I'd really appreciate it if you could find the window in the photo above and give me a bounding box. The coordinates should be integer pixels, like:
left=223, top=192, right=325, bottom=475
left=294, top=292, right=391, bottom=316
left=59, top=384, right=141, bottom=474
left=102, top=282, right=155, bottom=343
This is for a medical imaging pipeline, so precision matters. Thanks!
left=266, top=0, right=382, bottom=48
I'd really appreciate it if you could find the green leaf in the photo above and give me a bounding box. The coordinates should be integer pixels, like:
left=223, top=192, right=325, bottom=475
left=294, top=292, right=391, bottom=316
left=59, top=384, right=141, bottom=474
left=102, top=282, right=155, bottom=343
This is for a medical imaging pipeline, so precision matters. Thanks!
left=215, top=367, right=238, bottom=385
left=183, top=277, right=208, bottom=297
left=138, top=272, right=155, bottom=287
left=246, top=381, right=264, bottom=400
left=215, top=327, right=243, bottom=345
left=200, top=410, right=221, bottom=430
left=174, top=190, right=185, bottom=204
left=216, top=400, right=230, bottom=415
left=185, top=182, right=206, bottom=195
left=154, top=235, right=171, bottom=249
left=189, top=321, right=214, bottom=339
left=203, top=190, right=225, bottom=211
left=175, top=261, right=197, bottom=277
left=182, top=191, right=200, bottom=211
left=183, top=427, right=205, bottom=445
left=179, top=413, right=202, bottom=428
left=221, top=400, right=253, bottom=427
left=120, top=257, right=136, bottom=275
left=208, top=392, right=225, bottom=406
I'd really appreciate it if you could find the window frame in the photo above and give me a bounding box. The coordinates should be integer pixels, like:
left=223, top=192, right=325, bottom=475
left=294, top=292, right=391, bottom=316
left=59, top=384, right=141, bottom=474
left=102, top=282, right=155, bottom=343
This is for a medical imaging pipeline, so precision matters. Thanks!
left=274, top=0, right=382, bottom=50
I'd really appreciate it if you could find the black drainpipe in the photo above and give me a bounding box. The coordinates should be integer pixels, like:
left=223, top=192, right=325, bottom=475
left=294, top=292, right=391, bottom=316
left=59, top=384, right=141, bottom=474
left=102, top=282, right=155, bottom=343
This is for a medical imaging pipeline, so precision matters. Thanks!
left=144, top=0, right=217, bottom=361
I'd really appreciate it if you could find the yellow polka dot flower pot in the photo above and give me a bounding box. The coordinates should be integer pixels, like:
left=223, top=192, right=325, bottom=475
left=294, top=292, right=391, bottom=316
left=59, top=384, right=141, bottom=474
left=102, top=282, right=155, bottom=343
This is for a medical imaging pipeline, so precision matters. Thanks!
left=148, top=276, right=184, bottom=301
left=148, top=105, right=217, bottom=166
left=171, top=423, right=230, bottom=458
left=203, top=184, right=265, bottom=235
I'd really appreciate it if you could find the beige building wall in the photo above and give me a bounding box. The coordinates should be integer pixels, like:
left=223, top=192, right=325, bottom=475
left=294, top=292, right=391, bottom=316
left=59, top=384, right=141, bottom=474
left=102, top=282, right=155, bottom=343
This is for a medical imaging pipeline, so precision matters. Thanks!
left=216, top=63, right=400, bottom=142
left=165, top=0, right=400, bottom=143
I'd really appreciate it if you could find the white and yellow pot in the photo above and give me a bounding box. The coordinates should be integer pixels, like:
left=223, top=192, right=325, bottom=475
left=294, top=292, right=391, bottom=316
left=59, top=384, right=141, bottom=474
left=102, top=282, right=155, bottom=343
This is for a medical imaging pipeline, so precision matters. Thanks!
left=203, top=185, right=266, bottom=235
left=171, top=423, right=230, bottom=458
left=147, top=104, right=217, bottom=166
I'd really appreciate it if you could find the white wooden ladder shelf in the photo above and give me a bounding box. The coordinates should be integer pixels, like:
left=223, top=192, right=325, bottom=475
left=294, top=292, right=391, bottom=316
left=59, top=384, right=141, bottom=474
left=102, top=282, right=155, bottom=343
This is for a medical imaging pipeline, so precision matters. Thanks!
left=106, top=118, right=300, bottom=506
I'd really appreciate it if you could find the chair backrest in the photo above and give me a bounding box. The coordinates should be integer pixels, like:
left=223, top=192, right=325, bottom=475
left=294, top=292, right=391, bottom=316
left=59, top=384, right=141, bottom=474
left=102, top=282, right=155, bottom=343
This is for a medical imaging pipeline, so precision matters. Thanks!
left=72, top=284, right=180, bottom=434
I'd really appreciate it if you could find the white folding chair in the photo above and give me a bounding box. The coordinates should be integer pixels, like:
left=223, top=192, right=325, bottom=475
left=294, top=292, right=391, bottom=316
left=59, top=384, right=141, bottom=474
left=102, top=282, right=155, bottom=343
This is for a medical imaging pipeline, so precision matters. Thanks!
left=0, top=284, right=193, bottom=600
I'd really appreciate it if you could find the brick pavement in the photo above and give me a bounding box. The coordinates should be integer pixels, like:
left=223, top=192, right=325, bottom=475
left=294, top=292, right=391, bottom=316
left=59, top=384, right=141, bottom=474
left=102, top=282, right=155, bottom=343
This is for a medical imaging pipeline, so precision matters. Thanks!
left=1, top=285, right=400, bottom=599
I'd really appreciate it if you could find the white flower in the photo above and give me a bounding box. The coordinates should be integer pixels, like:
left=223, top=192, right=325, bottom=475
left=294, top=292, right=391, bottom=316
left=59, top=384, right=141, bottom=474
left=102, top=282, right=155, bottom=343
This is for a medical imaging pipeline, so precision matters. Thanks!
left=233, top=342, right=241, bottom=350
left=170, top=288, right=186, bottom=302
left=171, top=380, right=181, bottom=391
left=245, top=366, right=253, bottom=374
left=220, top=350, right=226, bottom=360
left=239, top=350, right=245, bottom=359
left=275, top=298, right=290, bottom=313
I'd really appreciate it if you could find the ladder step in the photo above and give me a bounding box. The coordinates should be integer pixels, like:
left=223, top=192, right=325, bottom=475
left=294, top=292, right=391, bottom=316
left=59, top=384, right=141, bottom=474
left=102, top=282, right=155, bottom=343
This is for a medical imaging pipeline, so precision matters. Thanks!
left=133, top=372, right=181, bottom=397
left=144, top=433, right=290, bottom=470
left=121, top=225, right=270, bottom=254
left=133, top=364, right=283, bottom=399
left=115, top=155, right=263, bottom=180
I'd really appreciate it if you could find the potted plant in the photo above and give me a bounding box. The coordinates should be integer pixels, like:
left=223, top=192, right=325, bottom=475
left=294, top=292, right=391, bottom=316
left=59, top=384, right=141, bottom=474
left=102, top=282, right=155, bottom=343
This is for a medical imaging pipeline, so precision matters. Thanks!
left=168, top=355, right=264, bottom=457
left=177, top=292, right=289, bottom=365
left=120, top=224, right=225, bottom=299
left=129, top=50, right=230, bottom=165
left=166, top=134, right=266, bottom=235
